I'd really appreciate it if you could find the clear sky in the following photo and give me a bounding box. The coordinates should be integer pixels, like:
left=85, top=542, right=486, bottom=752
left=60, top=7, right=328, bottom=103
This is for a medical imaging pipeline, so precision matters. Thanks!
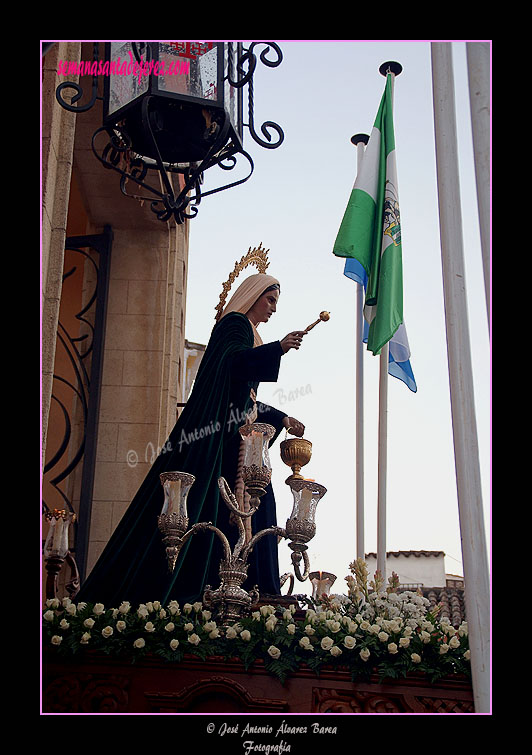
left=184, top=40, right=490, bottom=596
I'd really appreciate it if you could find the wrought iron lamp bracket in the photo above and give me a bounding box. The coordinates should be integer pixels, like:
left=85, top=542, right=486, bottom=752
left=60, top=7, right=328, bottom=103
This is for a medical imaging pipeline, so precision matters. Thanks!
left=54, top=41, right=284, bottom=224
left=55, top=42, right=103, bottom=113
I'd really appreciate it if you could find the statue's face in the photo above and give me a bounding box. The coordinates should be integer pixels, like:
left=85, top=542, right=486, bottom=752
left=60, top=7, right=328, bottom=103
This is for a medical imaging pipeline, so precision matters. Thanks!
left=246, top=289, right=279, bottom=325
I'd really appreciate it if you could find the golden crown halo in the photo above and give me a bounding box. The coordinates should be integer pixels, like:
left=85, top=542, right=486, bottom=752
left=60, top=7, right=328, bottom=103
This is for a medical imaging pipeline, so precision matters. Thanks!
left=214, top=243, right=270, bottom=321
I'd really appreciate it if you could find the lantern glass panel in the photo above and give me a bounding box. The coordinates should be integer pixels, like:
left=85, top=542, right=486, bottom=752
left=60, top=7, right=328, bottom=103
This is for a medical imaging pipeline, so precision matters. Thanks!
left=223, top=43, right=242, bottom=142
left=107, top=42, right=148, bottom=117
left=157, top=43, right=219, bottom=101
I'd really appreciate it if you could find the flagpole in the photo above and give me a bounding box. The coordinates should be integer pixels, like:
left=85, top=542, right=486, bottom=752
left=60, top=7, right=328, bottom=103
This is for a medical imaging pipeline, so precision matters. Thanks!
left=376, top=62, right=402, bottom=583
left=466, top=41, right=491, bottom=327
left=377, top=340, right=389, bottom=581
left=351, top=133, right=369, bottom=562
left=431, top=42, right=490, bottom=714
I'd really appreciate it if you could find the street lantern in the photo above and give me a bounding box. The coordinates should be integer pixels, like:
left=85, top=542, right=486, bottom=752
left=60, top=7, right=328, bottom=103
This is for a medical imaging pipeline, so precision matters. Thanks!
left=54, top=41, right=284, bottom=224
left=103, top=42, right=244, bottom=164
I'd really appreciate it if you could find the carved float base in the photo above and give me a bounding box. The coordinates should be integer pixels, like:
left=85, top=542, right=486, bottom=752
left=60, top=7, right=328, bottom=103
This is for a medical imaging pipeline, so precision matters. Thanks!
left=42, top=650, right=474, bottom=714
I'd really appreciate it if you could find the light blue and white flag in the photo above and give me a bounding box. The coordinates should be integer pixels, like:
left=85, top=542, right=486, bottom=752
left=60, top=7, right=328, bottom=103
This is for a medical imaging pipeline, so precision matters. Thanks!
left=336, top=71, right=417, bottom=393
left=344, top=248, right=417, bottom=392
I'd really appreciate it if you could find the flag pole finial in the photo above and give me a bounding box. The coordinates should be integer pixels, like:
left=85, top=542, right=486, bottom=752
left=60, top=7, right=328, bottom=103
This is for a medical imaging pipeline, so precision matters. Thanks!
left=351, top=133, right=369, bottom=146
left=379, top=61, right=403, bottom=77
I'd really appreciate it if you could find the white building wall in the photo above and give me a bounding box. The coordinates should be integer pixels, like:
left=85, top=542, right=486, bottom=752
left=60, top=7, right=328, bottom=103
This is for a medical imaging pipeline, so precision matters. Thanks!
left=364, top=551, right=447, bottom=588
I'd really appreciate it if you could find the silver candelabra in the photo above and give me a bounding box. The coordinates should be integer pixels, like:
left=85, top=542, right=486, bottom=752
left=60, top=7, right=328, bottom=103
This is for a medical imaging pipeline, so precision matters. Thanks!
left=157, top=423, right=327, bottom=626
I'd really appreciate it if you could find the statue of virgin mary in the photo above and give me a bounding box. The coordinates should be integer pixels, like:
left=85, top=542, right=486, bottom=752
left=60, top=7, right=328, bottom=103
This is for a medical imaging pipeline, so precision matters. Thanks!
left=77, top=265, right=307, bottom=607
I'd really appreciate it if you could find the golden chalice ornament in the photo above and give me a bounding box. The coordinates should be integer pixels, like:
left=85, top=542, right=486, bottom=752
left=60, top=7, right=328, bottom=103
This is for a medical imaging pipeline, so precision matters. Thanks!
left=280, top=437, right=312, bottom=483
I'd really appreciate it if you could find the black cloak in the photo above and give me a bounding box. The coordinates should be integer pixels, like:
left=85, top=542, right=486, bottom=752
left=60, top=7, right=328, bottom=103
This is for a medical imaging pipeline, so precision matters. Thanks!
left=77, top=312, right=287, bottom=607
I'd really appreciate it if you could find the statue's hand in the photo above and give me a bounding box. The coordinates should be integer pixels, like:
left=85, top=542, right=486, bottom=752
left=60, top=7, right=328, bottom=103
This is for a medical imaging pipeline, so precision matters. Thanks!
left=280, top=331, right=307, bottom=353
left=283, top=416, right=305, bottom=437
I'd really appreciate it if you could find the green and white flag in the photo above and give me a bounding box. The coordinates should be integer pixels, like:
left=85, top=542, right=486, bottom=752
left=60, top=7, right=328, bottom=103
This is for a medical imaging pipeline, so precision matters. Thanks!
left=334, top=73, right=404, bottom=356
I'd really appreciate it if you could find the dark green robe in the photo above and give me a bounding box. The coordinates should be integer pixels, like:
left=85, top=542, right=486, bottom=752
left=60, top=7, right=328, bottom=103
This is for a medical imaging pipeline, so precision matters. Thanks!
left=77, top=312, right=287, bottom=607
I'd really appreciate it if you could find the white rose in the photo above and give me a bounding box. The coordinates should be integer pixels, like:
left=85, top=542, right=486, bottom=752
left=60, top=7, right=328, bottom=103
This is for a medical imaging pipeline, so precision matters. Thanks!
left=46, top=598, right=60, bottom=609
left=283, top=610, right=292, bottom=621
left=116, top=620, right=126, bottom=632
left=360, top=620, right=371, bottom=631
left=43, top=610, right=55, bottom=622
left=102, top=625, right=114, bottom=638
left=399, top=637, right=410, bottom=648
left=320, top=636, right=334, bottom=651
left=168, top=601, right=180, bottom=616
left=137, top=607, right=149, bottom=619
left=170, top=639, right=179, bottom=650
left=286, top=623, right=296, bottom=635
left=240, top=630, right=251, bottom=642
left=252, top=611, right=261, bottom=621
left=267, top=645, right=281, bottom=659
left=343, top=635, right=356, bottom=650
left=145, top=621, right=156, bottom=633
left=420, top=630, right=431, bottom=644
left=225, top=626, right=237, bottom=639
left=411, top=653, right=422, bottom=663
left=80, top=632, right=91, bottom=644
left=359, top=647, right=371, bottom=661
left=145, top=602, right=154, bottom=612
left=183, top=603, right=193, bottom=614
left=153, top=601, right=161, bottom=611
left=299, top=636, right=313, bottom=651
left=93, top=603, right=105, bottom=616
left=83, top=618, right=95, bottom=629
left=378, top=631, right=389, bottom=643
left=65, top=603, right=77, bottom=616
left=158, top=609, right=167, bottom=619
left=439, top=643, right=450, bottom=654
left=164, top=622, right=175, bottom=632
left=202, top=610, right=212, bottom=621
left=184, top=622, right=194, bottom=632
left=449, top=635, right=460, bottom=649
left=119, top=602, right=131, bottom=614
left=209, top=628, right=220, bottom=639
left=193, top=602, right=203, bottom=613
left=133, top=638, right=145, bottom=649
left=59, top=619, right=70, bottom=630
left=187, top=633, right=201, bottom=645
left=304, top=624, right=315, bottom=636
left=260, top=605, right=275, bottom=616
left=387, top=642, right=398, bottom=654
left=265, top=617, right=278, bottom=632
left=51, top=635, right=62, bottom=645
left=464, top=649, right=471, bottom=660
left=330, top=645, right=342, bottom=657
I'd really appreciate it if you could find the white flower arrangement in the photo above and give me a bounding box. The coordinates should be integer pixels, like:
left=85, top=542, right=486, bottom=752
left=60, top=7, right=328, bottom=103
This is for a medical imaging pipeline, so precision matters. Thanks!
left=42, top=561, right=471, bottom=685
